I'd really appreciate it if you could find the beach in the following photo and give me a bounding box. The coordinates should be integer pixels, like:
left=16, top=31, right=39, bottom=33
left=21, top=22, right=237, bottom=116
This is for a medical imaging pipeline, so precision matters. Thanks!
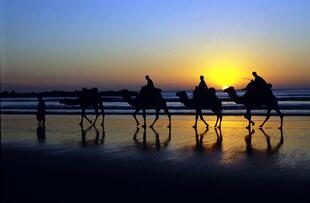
left=2, top=115, right=310, bottom=202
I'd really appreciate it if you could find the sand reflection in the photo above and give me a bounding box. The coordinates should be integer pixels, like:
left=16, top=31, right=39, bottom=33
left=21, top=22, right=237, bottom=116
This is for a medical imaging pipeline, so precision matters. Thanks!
left=133, top=126, right=171, bottom=151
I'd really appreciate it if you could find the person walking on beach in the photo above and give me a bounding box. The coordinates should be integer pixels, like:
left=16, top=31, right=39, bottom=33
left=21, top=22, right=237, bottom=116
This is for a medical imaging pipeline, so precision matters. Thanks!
left=37, top=96, right=46, bottom=126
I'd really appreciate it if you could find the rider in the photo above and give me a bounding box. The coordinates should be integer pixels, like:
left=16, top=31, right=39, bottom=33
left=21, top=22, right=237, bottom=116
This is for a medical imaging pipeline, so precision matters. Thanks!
left=145, top=75, right=155, bottom=89
left=252, top=72, right=268, bottom=89
left=194, top=75, right=209, bottom=100
left=243, top=72, right=271, bottom=96
left=198, top=75, right=208, bottom=90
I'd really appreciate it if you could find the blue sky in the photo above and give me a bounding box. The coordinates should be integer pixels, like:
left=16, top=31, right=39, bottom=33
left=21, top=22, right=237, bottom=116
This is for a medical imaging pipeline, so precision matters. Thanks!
left=1, top=0, right=310, bottom=91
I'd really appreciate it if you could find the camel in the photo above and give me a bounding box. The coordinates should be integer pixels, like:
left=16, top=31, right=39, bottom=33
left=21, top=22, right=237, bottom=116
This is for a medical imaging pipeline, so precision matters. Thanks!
left=224, top=84, right=283, bottom=129
left=59, top=88, right=104, bottom=126
left=118, top=89, right=171, bottom=128
left=176, top=88, right=222, bottom=128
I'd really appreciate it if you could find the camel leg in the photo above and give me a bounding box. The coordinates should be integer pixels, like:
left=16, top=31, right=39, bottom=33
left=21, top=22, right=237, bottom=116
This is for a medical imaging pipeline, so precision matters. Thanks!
left=199, top=110, right=209, bottom=128
left=150, top=109, right=160, bottom=128
left=163, top=106, right=171, bottom=128
left=259, top=108, right=271, bottom=128
left=193, top=110, right=199, bottom=128
left=218, top=114, right=223, bottom=128
left=274, top=108, right=284, bottom=129
left=142, top=109, right=147, bottom=128
left=215, top=113, right=223, bottom=128
left=245, top=109, right=254, bottom=129
left=133, top=108, right=140, bottom=126
left=212, top=108, right=221, bottom=128
left=80, top=108, right=85, bottom=126
left=84, top=114, right=93, bottom=125
left=93, top=105, right=100, bottom=126
left=99, top=102, right=105, bottom=126
left=214, top=115, right=219, bottom=128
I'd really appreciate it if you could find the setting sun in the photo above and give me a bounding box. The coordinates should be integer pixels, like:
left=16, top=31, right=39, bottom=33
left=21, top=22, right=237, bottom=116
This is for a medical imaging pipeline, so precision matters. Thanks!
left=204, top=65, right=247, bottom=90
left=222, top=85, right=229, bottom=90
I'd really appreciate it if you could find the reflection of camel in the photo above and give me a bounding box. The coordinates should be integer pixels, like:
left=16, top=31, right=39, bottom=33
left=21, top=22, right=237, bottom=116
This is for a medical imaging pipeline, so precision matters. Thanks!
left=80, top=125, right=105, bottom=147
left=259, top=128, right=284, bottom=153
left=133, top=126, right=171, bottom=150
left=194, top=128, right=209, bottom=151
left=224, top=86, right=283, bottom=129
left=245, top=128, right=284, bottom=153
left=213, top=127, right=223, bottom=151
left=60, top=88, right=104, bottom=126
left=176, top=90, right=222, bottom=128
left=194, top=127, right=223, bottom=152
left=119, top=89, right=171, bottom=128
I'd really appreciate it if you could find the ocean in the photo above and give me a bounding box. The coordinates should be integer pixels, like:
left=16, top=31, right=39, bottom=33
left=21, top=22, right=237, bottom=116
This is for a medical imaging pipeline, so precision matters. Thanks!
left=1, top=88, right=310, bottom=115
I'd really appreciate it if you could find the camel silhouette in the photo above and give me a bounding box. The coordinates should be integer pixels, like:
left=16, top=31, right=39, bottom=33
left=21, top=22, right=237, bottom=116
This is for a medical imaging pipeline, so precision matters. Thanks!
left=118, top=89, right=171, bottom=128
left=224, top=84, right=283, bottom=129
left=176, top=88, right=222, bottom=128
left=59, top=88, right=104, bottom=126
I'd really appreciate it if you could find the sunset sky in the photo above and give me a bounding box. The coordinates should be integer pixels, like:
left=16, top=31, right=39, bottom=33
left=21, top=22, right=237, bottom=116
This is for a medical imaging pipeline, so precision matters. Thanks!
left=1, top=0, right=310, bottom=91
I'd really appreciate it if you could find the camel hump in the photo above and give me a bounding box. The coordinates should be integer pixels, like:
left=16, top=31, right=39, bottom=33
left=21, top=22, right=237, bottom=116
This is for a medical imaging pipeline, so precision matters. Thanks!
left=140, top=86, right=161, bottom=95
left=155, top=88, right=162, bottom=93
left=81, top=88, right=99, bottom=97
left=82, top=87, right=98, bottom=94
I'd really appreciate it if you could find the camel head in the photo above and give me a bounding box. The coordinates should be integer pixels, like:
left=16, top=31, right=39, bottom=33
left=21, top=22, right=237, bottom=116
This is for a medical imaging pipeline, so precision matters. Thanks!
left=118, top=89, right=138, bottom=106
left=223, top=86, right=241, bottom=103
left=223, top=86, right=235, bottom=94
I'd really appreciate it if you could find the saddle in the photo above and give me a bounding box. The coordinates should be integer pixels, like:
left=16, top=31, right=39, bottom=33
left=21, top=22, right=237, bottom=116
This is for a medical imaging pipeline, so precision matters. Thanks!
left=244, top=81, right=272, bottom=99
left=193, top=86, right=215, bottom=101
left=80, top=88, right=99, bottom=101
left=139, top=86, right=162, bottom=101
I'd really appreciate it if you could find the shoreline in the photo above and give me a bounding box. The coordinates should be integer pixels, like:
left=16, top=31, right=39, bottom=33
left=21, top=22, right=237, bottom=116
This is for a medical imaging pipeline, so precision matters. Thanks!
left=2, top=112, right=310, bottom=116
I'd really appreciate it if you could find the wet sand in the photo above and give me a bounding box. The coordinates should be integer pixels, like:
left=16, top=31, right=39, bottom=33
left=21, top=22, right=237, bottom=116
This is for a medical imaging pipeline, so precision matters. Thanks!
left=2, top=115, right=310, bottom=202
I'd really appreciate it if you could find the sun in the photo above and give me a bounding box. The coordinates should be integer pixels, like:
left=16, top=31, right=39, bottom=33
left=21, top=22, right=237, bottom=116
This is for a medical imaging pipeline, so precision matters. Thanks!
left=198, top=53, right=251, bottom=89
left=205, top=66, right=242, bottom=89
left=222, top=85, right=229, bottom=90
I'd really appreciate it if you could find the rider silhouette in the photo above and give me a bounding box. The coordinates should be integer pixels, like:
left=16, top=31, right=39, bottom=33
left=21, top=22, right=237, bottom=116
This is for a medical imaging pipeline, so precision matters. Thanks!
left=252, top=72, right=268, bottom=89
left=243, top=72, right=272, bottom=96
left=198, top=75, right=208, bottom=90
left=145, top=75, right=154, bottom=89
left=193, top=75, right=209, bottom=100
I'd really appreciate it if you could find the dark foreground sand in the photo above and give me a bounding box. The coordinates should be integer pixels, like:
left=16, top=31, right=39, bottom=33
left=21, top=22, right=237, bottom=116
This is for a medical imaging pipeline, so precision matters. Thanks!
left=2, top=115, right=310, bottom=202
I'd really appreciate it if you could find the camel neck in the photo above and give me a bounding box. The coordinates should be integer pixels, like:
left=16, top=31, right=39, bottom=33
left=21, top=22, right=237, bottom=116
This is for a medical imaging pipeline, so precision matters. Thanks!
left=228, top=90, right=243, bottom=104
left=124, top=95, right=136, bottom=107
